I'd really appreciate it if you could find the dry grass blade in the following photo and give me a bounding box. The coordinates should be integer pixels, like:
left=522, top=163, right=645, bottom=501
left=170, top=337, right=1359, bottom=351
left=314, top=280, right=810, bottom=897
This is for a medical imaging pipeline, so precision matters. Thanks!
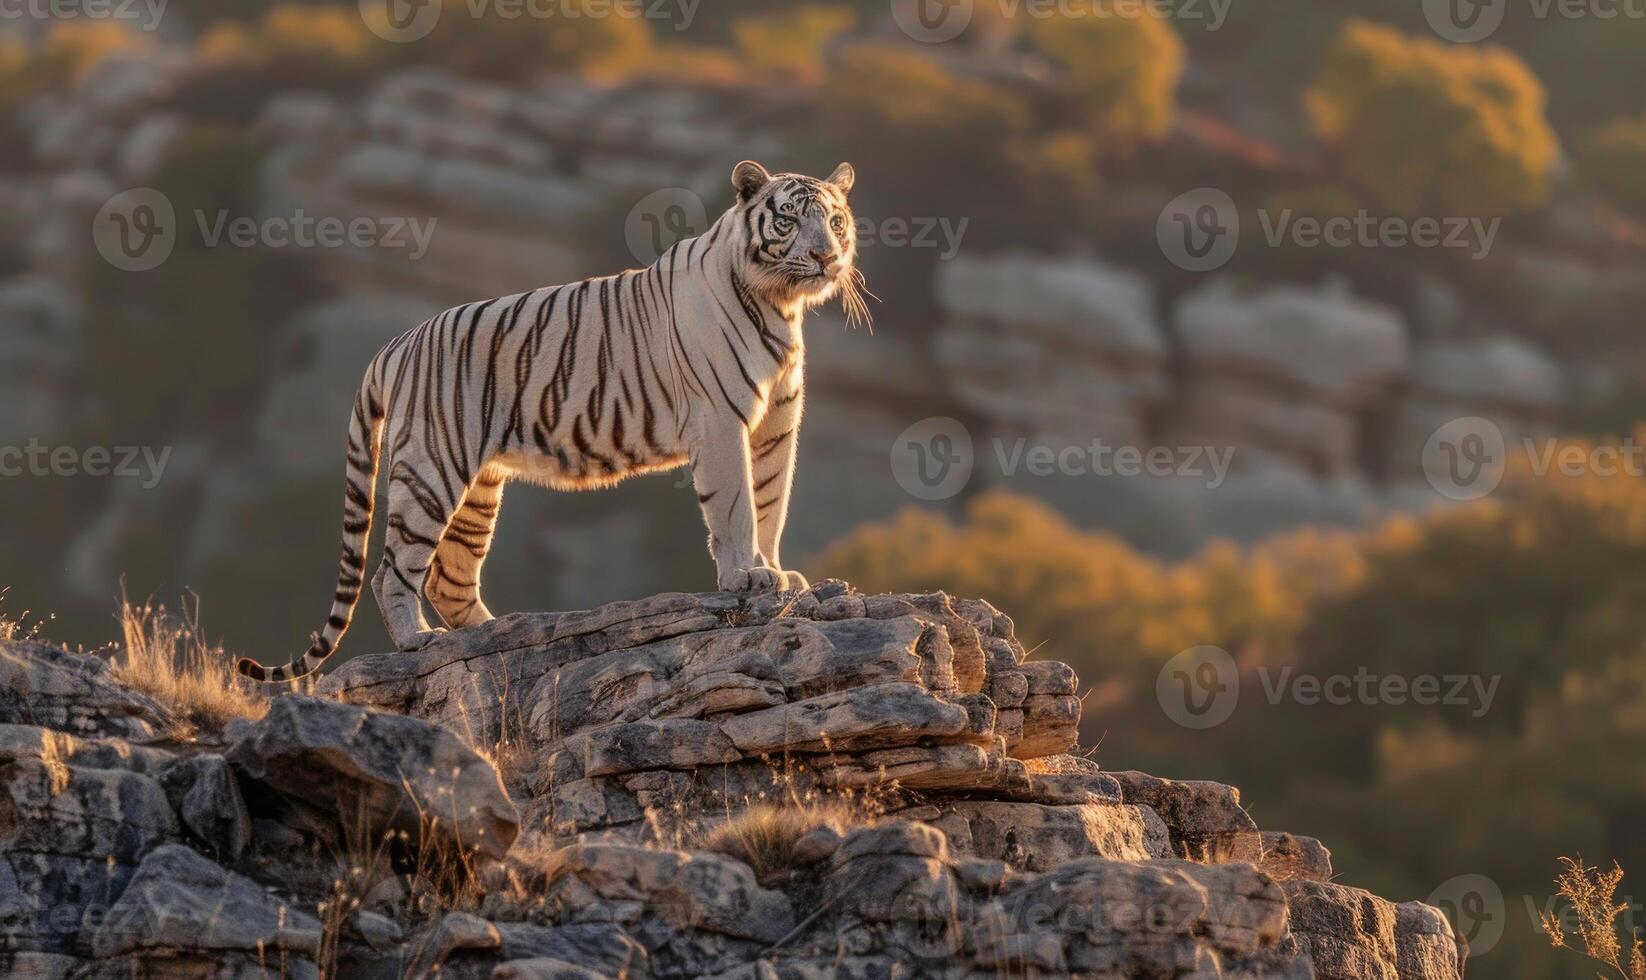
left=698, top=796, right=872, bottom=886
left=0, top=586, right=52, bottom=642
left=1538, top=855, right=1646, bottom=980
left=112, top=592, right=270, bottom=738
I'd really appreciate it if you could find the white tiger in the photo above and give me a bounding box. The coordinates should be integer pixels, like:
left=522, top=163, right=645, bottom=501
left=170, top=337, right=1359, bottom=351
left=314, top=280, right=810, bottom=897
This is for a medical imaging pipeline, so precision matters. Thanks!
left=239, top=161, right=865, bottom=682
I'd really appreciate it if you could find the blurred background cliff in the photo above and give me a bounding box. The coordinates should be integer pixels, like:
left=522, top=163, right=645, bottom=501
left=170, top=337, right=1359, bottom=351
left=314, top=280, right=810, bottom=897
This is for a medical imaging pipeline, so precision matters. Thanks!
left=3, top=0, right=1645, bottom=974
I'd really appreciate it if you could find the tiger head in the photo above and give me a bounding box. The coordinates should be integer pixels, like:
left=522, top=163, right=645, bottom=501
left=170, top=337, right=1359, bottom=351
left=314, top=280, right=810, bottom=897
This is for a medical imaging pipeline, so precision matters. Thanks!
left=732, top=160, right=869, bottom=326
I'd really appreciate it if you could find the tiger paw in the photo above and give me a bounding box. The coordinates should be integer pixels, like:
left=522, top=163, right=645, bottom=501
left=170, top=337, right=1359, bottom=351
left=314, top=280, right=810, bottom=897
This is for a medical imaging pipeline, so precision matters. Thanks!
left=777, top=569, right=810, bottom=591
left=719, top=565, right=785, bottom=592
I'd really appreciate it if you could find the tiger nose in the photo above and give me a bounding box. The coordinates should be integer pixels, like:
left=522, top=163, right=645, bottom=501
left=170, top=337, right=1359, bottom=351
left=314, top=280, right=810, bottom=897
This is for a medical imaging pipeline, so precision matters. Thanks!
left=811, top=249, right=840, bottom=268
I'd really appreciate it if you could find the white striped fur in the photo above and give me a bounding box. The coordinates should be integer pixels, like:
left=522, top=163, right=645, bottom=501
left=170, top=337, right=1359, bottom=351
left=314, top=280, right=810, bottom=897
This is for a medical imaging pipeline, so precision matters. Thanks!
left=239, top=161, right=862, bottom=682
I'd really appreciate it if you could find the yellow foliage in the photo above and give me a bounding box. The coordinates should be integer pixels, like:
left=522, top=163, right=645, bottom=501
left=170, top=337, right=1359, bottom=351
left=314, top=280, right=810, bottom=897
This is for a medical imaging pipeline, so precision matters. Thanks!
left=818, top=491, right=1363, bottom=670
left=1027, top=11, right=1184, bottom=151
left=1307, top=19, right=1558, bottom=215
left=371, top=0, right=655, bottom=83
left=731, top=4, right=857, bottom=84
left=825, top=42, right=1029, bottom=135
left=0, top=21, right=149, bottom=112
left=198, top=4, right=377, bottom=79
left=1580, top=114, right=1646, bottom=221
left=821, top=435, right=1646, bottom=697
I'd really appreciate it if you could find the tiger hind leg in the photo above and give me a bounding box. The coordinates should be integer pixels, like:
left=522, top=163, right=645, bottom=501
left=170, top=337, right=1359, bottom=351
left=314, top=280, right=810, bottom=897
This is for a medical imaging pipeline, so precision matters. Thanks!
left=373, top=466, right=456, bottom=651
left=426, top=466, right=505, bottom=629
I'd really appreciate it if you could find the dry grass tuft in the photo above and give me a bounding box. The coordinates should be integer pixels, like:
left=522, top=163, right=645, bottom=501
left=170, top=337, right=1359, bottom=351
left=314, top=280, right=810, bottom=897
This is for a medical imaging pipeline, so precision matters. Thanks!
left=699, top=798, right=870, bottom=884
left=112, top=593, right=270, bottom=738
left=1538, top=855, right=1646, bottom=980
left=0, top=587, right=52, bottom=642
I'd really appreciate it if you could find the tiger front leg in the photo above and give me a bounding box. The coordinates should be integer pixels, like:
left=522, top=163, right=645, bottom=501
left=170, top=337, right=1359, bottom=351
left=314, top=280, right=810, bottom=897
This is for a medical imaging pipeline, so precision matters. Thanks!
left=692, top=418, right=784, bottom=592
left=751, top=362, right=808, bottom=592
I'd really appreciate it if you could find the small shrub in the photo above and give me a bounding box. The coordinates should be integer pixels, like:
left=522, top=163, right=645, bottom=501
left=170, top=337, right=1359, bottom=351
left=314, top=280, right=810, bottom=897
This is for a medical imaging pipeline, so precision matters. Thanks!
left=1307, top=19, right=1558, bottom=215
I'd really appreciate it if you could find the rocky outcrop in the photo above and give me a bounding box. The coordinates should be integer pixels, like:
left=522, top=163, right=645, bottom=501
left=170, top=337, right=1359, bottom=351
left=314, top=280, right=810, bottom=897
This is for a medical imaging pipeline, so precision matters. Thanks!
left=0, top=583, right=1465, bottom=978
left=1167, top=278, right=1408, bottom=480
left=936, top=255, right=1168, bottom=447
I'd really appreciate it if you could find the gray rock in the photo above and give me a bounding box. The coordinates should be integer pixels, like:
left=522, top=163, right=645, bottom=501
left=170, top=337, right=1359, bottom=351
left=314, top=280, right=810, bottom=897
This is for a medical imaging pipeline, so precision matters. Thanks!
left=551, top=843, right=795, bottom=944
left=91, top=845, right=322, bottom=958
left=226, top=695, right=518, bottom=860
left=1260, top=830, right=1334, bottom=883
left=157, top=754, right=252, bottom=861
left=0, top=642, right=172, bottom=739
left=354, top=910, right=405, bottom=952
left=932, top=800, right=1165, bottom=869
left=0, top=757, right=177, bottom=863
left=1109, top=770, right=1261, bottom=862
left=1283, top=878, right=1456, bottom=980
left=493, top=959, right=613, bottom=980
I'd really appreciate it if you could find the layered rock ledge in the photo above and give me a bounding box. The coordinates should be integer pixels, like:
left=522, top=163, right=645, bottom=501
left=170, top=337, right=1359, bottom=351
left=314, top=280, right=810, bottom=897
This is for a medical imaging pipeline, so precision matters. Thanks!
left=0, top=581, right=1465, bottom=978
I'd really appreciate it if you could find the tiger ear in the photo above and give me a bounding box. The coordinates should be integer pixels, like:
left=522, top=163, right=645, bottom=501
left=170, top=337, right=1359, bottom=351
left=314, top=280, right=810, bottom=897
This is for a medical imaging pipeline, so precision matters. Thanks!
left=732, top=160, right=772, bottom=203
left=827, top=162, right=855, bottom=193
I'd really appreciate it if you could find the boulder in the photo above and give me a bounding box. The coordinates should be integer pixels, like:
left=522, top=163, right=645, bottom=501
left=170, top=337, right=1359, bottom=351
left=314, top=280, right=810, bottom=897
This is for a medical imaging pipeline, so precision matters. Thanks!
left=157, top=754, right=252, bottom=861
left=225, top=695, right=518, bottom=860
left=91, top=844, right=322, bottom=958
left=0, top=642, right=172, bottom=740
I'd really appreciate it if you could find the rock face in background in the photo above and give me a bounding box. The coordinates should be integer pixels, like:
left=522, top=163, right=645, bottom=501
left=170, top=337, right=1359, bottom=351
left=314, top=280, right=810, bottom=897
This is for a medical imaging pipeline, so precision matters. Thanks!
left=936, top=255, right=1168, bottom=447
left=0, top=59, right=1575, bottom=628
left=933, top=259, right=1566, bottom=551
left=1391, top=335, right=1566, bottom=483
left=0, top=582, right=1465, bottom=978
left=1166, top=278, right=1408, bottom=479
